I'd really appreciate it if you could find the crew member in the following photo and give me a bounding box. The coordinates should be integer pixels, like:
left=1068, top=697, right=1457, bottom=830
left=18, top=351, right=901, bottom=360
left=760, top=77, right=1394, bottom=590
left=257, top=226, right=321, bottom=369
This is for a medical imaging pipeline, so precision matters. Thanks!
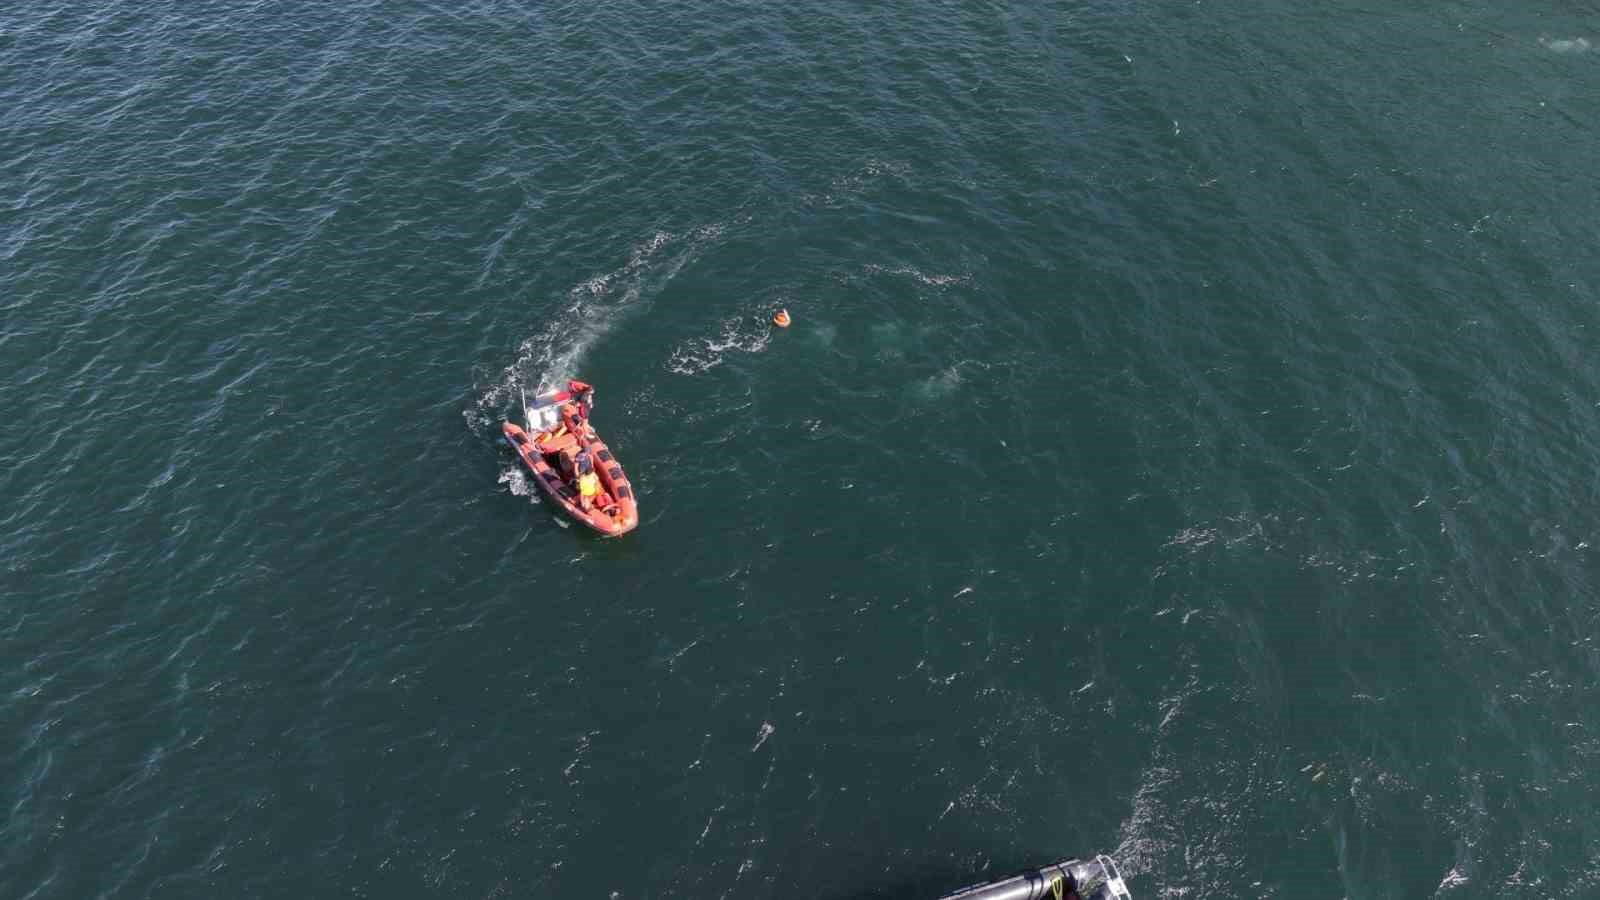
left=557, top=402, right=582, bottom=434
left=567, top=380, right=595, bottom=430
left=574, top=447, right=600, bottom=510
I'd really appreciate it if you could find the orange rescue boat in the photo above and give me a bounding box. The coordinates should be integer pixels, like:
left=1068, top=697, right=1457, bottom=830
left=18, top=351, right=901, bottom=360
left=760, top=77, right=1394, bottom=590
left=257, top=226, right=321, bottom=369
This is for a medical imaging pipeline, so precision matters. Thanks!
left=502, top=380, right=638, bottom=536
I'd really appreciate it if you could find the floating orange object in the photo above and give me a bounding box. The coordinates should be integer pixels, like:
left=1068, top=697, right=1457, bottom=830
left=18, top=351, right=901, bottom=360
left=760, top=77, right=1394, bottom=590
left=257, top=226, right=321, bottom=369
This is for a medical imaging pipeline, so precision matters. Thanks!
left=772, top=308, right=791, bottom=328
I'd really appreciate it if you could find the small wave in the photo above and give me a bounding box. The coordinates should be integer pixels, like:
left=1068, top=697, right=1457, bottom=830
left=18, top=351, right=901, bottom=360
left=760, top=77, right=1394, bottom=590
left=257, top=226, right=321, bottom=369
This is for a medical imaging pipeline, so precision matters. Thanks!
left=1166, top=526, right=1219, bottom=551
left=862, top=264, right=970, bottom=287
left=1164, top=513, right=1278, bottom=554
left=1438, top=865, right=1470, bottom=892
left=666, top=314, right=772, bottom=376
left=750, top=722, right=775, bottom=752
left=832, top=158, right=909, bottom=194
left=1539, top=36, right=1592, bottom=54
left=910, top=363, right=966, bottom=401
left=800, top=158, right=910, bottom=206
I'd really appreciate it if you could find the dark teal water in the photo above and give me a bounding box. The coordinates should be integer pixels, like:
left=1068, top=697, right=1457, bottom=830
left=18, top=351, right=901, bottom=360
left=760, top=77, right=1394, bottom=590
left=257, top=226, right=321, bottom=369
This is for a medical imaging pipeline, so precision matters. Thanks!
left=5, top=2, right=1600, bottom=897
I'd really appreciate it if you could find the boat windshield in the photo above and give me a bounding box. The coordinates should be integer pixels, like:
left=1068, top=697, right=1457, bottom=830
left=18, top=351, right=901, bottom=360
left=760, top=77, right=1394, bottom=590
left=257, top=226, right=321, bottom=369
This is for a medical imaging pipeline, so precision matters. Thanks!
left=520, top=388, right=564, bottom=433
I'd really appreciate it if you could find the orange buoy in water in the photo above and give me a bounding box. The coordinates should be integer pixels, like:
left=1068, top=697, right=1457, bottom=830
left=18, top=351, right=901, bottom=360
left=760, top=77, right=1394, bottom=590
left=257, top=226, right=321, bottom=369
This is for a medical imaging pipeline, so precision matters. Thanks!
left=772, top=308, right=791, bottom=328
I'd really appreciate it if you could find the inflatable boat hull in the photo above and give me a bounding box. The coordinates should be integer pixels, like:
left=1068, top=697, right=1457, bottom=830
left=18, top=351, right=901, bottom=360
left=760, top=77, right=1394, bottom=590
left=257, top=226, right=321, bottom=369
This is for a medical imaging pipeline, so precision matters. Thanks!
left=503, top=421, right=638, bottom=536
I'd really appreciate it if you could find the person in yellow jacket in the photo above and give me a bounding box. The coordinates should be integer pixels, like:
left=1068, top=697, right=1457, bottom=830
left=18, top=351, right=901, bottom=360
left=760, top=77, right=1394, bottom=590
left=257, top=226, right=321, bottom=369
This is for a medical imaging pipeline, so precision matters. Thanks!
left=574, top=448, right=601, bottom=511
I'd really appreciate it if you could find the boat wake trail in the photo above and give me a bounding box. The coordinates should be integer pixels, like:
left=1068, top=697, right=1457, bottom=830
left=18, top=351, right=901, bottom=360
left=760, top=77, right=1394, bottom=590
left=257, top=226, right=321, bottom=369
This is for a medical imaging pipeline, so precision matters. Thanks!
left=468, top=224, right=726, bottom=436
left=665, top=313, right=773, bottom=376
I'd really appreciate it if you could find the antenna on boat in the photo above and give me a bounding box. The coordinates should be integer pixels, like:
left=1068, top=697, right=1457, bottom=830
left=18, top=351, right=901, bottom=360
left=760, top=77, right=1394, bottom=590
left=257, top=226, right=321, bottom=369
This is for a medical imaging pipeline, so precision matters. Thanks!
left=520, top=387, right=530, bottom=431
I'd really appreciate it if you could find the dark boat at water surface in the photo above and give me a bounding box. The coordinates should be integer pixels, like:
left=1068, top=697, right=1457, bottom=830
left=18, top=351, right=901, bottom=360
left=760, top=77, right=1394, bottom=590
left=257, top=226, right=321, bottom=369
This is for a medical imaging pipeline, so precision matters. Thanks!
left=935, top=856, right=1132, bottom=900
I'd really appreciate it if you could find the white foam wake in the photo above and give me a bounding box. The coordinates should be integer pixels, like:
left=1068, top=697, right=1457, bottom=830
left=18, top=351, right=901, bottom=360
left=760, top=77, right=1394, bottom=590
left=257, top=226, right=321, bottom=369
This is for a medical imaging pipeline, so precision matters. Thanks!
left=469, top=223, right=729, bottom=434
left=862, top=263, right=970, bottom=287
left=1539, top=36, right=1592, bottom=54
left=665, top=313, right=773, bottom=376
